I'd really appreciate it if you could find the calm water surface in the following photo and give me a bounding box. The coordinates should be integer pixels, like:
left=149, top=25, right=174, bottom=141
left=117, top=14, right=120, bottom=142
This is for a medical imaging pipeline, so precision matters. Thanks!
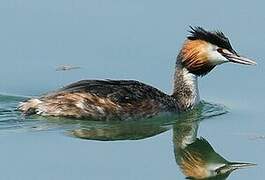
left=0, top=0, right=265, bottom=179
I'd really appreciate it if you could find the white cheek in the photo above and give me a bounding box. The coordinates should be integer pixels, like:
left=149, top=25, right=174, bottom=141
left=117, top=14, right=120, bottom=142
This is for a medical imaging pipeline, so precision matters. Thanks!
left=207, top=45, right=229, bottom=65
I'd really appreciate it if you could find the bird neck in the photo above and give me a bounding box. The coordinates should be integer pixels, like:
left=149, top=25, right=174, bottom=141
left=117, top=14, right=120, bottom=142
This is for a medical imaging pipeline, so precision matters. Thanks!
left=172, top=56, right=200, bottom=110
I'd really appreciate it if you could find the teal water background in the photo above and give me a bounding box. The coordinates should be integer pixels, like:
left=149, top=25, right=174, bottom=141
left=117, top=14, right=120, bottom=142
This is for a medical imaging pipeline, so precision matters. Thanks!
left=0, top=0, right=264, bottom=179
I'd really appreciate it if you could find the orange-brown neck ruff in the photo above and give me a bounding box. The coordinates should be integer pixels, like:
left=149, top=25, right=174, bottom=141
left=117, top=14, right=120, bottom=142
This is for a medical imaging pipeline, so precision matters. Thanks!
left=180, top=40, right=215, bottom=76
left=180, top=150, right=208, bottom=179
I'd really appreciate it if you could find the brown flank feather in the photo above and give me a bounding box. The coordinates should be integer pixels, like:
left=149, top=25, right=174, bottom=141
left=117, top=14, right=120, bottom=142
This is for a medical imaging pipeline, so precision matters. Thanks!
left=20, top=92, right=163, bottom=120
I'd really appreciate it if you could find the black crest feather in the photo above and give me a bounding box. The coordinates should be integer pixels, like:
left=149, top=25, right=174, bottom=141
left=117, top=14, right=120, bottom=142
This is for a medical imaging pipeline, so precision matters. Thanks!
left=188, top=26, right=236, bottom=54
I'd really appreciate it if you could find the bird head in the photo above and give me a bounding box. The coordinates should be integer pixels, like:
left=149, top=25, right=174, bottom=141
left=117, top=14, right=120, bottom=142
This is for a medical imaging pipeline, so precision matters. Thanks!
left=178, top=138, right=256, bottom=180
left=179, top=26, right=256, bottom=76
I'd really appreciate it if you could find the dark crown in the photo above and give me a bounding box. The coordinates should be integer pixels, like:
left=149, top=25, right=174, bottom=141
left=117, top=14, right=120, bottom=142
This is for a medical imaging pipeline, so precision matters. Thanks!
left=187, top=26, right=237, bottom=54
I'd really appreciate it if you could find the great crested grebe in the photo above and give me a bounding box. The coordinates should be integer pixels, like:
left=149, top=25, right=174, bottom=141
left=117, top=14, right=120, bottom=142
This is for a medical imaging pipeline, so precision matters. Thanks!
left=18, top=27, right=256, bottom=120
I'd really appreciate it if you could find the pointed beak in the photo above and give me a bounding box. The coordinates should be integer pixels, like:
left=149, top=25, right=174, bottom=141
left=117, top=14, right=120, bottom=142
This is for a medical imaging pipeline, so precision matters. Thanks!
left=222, top=51, right=257, bottom=65
left=217, top=162, right=256, bottom=175
left=228, top=162, right=257, bottom=170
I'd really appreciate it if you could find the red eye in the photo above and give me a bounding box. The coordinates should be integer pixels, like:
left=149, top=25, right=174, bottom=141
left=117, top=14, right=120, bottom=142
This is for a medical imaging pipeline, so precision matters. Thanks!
left=217, top=48, right=223, bottom=53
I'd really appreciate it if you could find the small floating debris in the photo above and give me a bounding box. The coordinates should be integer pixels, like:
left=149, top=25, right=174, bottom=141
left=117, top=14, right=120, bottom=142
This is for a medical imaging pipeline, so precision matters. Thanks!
left=249, top=135, right=265, bottom=140
left=56, top=65, right=81, bottom=71
left=233, top=132, right=265, bottom=140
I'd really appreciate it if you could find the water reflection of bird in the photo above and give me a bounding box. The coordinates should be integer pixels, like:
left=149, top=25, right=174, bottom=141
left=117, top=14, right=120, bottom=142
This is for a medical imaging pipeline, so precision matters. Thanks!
left=18, top=27, right=256, bottom=120
left=68, top=117, right=255, bottom=179
left=71, top=122, right=170, bottom=141
left=173, top=120, right=256, bottom=180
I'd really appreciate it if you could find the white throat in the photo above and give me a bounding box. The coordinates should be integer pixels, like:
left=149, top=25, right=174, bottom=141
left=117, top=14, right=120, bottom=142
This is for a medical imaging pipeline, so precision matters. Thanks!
left=182, top=68, right=200, bottom=106
left=173, top=64, right=200, bottom=110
